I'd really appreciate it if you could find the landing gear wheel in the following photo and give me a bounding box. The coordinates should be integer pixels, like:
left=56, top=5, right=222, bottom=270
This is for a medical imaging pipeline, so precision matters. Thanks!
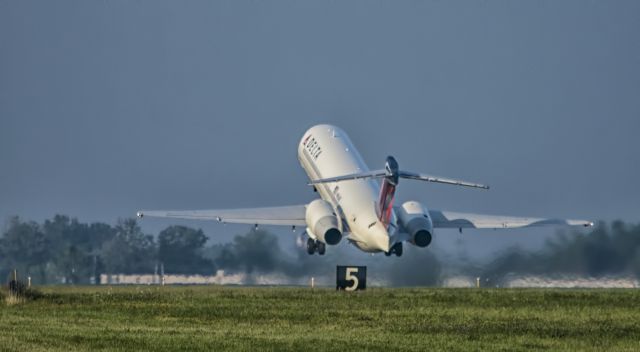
left=394, top=242, right=403, bottom=257
left=385, top=243, right=403, bottom=257
left=317, top=242, right=326, bottom=255
left=306, top=238, right=316, bottom=255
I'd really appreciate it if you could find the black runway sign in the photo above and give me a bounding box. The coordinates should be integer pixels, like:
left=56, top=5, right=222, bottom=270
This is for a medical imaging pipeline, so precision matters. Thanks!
left=336, top=266, right=366, bottom=291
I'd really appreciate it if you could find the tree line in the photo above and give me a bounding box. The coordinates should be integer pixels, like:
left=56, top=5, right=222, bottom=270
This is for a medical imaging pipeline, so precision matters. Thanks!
left=472, top=221, right=640, bottom=284
left=0, top=215, right=213, bottom=284
left=1, top=214, right=639, bottom=285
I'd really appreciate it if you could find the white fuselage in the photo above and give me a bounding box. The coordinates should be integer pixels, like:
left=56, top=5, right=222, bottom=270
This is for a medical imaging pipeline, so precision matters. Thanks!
left=297, top=124, right=398, bottom=253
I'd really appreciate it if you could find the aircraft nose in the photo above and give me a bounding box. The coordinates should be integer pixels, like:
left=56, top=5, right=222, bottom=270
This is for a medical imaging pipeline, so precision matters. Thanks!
left=371, top=224, right=391, bottom=252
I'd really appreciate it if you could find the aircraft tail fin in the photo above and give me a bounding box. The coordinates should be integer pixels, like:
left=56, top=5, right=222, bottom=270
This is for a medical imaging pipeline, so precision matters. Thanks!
left=377, top=177, right=396, bottom=225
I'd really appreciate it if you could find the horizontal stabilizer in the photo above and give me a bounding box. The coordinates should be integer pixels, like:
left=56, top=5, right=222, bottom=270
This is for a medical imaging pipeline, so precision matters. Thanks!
left=399, top=171, right=489, bottom=189
left=308, top=169, right=489, bottom=190
left=307, top=169, right=386, bottom=185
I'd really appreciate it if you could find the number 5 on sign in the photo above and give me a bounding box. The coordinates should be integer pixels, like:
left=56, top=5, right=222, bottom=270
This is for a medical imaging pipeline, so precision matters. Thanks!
left=336, top=266, right=366, bottom=291
left=345, top=267, right=359, bottom=291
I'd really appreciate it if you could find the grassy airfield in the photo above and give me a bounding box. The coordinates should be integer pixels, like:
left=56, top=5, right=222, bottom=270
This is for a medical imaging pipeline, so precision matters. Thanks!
left=1, top=286, right=639, bottom=351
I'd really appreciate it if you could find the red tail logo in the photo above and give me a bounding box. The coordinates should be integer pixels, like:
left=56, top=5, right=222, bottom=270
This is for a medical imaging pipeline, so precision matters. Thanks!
left=378, top=178, right=396, bottom=226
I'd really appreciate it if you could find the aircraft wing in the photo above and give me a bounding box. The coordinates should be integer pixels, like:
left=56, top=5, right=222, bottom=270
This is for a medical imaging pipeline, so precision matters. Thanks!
left=428, top=210, right=593, bottom=229
left=136, top=205, right=307, bottom=226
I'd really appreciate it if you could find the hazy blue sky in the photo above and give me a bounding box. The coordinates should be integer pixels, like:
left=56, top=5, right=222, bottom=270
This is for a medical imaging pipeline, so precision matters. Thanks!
left=1, top=1, right=639, bottom=254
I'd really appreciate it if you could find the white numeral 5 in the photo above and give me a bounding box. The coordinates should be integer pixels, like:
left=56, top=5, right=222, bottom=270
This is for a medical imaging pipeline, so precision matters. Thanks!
left=345, top=267, right=359, bottom=291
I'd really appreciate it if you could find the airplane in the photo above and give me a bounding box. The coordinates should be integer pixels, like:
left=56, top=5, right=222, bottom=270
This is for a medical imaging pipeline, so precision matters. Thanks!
left=137, top=124, right=593, bottom=257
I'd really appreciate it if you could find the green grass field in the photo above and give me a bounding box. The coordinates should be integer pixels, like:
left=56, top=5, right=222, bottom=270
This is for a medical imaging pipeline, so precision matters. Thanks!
left=1, top=286, right=639, bottom=351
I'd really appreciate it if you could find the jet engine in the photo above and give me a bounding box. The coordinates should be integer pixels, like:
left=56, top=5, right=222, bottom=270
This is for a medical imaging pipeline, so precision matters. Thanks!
left=397, top=201, right=433, bottom=247
left=305, top=199, right=342, bottom=245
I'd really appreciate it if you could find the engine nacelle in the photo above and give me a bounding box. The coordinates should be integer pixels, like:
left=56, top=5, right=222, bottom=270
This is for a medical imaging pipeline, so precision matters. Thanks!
left=397, top=201, right=433, bottom=248
left=305, top=199, right=342, bottom=245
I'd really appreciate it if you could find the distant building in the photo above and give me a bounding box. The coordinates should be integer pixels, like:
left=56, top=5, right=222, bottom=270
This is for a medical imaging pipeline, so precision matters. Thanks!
left=100, top=271, right=309, bottom=285
left=442, top=275, right=639, bottom=288
left=503, top=275, right=639, bottom=288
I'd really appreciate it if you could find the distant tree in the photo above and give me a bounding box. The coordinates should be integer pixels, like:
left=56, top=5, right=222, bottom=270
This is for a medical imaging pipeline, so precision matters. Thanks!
left=610, top=221, right=640, bottom=276
left=87, top=222, right=117, bottom=250
left=631, top=248, right=640, bottom=279
left=40, top=215, right=117, bottom=283
left=478, top=246, right=538, bottom=283
left=387, top=245, right=442, bottom=286
left=213, top=230, right=283, bottom=274
left=475, top=221, right=640, bottom=282
left=0, top=217, right=49, bottom=282
left=101, top=218, right=155, bottom=274
left=158, top=225, right=213, bottom=274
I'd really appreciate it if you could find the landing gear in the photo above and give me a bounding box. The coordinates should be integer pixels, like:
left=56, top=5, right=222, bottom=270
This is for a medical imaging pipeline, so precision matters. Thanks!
left=394, top=242, right=403, bottom=256
left=306, top=238, right=315, bottom=255
left=385, top=242, right=403, bottom=257
left=306, top=238, right=326, bottom=255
